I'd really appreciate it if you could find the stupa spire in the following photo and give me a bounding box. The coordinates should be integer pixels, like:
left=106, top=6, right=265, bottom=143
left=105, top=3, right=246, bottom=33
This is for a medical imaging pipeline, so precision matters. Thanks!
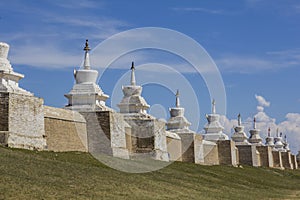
left=253, top=117, right=257, bottom=129
left=130, top=61, right=136, bottom=86
left=284, top=134, right=287, bottom=142
left=268, top=127, right=271, bottom=137
left=175, top=89, right=180, bottom=107
left=212, top=99, right=216, bottom=114
left=83, top=39, right=91, bottom=70
left=238, top=113, right=241, bottom=126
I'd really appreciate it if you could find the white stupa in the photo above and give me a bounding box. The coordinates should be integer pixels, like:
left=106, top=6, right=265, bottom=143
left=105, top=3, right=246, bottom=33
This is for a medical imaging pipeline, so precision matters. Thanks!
left=0, top=42, right=32, bottom=95
left=248, top=118, right=263, bottom=145
left=118, top=62, right=150, bottom=115
left=231, top=114, right=250, bottom=145
left=265, top=127, right=275, bottom=148
left=203, top=99, right=229, bottom=142
left=274, top=129, right=285, bottom=151
left=167, top=90, right=192, bottom=133
left=65, top=40, right=109, bottom=111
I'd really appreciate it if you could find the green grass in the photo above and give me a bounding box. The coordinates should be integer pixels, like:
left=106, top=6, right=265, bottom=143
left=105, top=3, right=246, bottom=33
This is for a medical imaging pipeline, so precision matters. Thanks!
left=0, top=146, right=300, bottom=200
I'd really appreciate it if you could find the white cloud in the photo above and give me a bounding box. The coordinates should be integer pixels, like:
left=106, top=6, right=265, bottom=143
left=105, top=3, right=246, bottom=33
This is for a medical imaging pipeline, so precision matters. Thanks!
left=219, top=94, right=300, bottom=154
left=257, top=106, right=264, bottom=112
left=10, top=45, right=81, bottom=68
left=219, top=115, right=237, bottom=137
left=255, top=94, right=270, bottom=107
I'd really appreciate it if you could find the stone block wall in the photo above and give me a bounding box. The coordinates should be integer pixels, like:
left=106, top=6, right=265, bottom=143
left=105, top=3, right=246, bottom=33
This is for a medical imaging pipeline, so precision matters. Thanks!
left=125, top=118, right=154, bottom=153
left=166, top=131, right=182, bottom=161
left=109, top=112, right=129, bottom=159
left=194, top=135, right=219, bottom=165
left=0, top=92, right=46, bottom=150
left=80, top=111, right=113, bottom=155
left=0, top=92, right=9, bottom=132
left=217, top=140, right=238, bottom=166
left=80, top=111, right=129, bottom=159
left=124, top=117, right=168, bottom=161
left=272, top=151, right=283, bottom=169
left=281, top=151, right=293, bottom=169
left=153, top=119, right=169, bottom=161
left=256, top=146, right=273, bottom=167
left=44, top=106, right=88, bottom=152
left=291, top=155, right=298, bottom=170
left=236, top=145, right=255, bottom=166
left=178, top=133, right=195, bottom=163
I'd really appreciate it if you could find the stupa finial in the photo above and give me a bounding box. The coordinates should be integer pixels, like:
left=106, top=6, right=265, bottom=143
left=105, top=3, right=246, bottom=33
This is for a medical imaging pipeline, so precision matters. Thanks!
left=284, top=134, right=287, bottom=142
left=84, top=39, right=91, bottom=52
left=253, top=117, right=257, bottom=129
left=130, top=61, right=136, bottom=86
left=238, top=113, right=241, bottom=126
left=276, top=128, right=279, bottom=137
left=212, top=99, right=216, bottom=114
left=268, top=127, right=271, bottom=137
left=83, top=39, right=91, bottom=70
left=175, top=89, right=180, bottom=107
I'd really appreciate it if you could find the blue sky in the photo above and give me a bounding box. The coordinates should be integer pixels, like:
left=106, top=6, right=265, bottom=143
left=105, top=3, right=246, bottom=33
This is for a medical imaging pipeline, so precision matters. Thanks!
left=1, top=0, right=300, bottom=153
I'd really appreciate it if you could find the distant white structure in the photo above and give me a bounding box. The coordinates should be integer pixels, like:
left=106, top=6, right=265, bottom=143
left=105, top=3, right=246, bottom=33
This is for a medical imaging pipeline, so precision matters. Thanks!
left=231, top=114, right=250, bottom=145
left=265, top=127, right=275, bottom=148
left=65, top=40, right=109, bottom=111
left=118, top=62, right=150, bottom=115
left=167, top=90, right=192, bottom=132
left=0, top=42, right=32, bottom=95
left=203, top=99, right=229, bottom=142
left=248, top=118, right=263, bottom=145
left=0, top=42, right=46, bottom=150
left=274, top=129, right=285, bottom=151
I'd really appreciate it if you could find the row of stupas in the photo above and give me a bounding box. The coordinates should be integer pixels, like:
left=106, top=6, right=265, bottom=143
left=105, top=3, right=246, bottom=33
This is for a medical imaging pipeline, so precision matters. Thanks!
left=0, top=40, right=298, bottom=170
left=231, top=114, right=291, bottom=152
left=64, top=40, right=296, bottom=166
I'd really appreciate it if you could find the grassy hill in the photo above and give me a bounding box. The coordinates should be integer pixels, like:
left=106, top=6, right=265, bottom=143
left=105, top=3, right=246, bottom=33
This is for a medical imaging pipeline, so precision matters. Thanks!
left=0, top=146, right=300, bottom=200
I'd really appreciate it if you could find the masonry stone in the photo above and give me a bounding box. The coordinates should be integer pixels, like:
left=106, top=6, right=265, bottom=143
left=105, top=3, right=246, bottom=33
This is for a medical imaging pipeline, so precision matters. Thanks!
left=236, top=145, right=260, bottom=167
left=272, top=151, right=284, bottom=169
left=256, top=146, right=273, bottom=168
left=44, top=106, right=88, bottom=152
left=217, top=140, right=238, bottom=166
left=281, top=151, right=293, bottom=169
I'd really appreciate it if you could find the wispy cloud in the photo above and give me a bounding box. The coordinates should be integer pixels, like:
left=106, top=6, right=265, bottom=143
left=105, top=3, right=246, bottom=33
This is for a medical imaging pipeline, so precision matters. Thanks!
left=172, top=7, right=225, bottom=15
left=51, top=0, right=102, bottom=9
left=216, top=49, right=300, bottom=73
left=1, top=1, right=130, bottom=69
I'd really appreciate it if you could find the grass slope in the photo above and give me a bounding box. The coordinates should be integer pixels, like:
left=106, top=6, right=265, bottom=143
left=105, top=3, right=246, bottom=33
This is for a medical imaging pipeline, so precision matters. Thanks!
left=0, top=146, right=300, bottom=200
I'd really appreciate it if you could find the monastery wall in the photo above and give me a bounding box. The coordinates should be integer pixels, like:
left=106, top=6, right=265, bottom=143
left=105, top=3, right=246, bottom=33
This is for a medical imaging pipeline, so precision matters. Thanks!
left=236, top=145, right=256, bottom=166
left=80, top=111, right=113, bottom=155
left=291, top=155, right=298, bottom=169
left=0, top=92, right=46, bottom=150
left=178, top=133, right=195, bottom=163
left=256, top=146, right=273, bottom=168
left=217, top=140, right=238, bottom=166
left=166, top=131, right=182, bottom=161
left=44, top=106, right=88, bottom=152
left=281, top=151, right=293, bottom=169
left=272, top=151, right=283, bottom=169
left=109, top=112, right=130, bottom=159
left=194, top=135, right=219, bottom=165
left=80, top=111, right=129, bottom=159
left=0, top=93, right=9, bottom=144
